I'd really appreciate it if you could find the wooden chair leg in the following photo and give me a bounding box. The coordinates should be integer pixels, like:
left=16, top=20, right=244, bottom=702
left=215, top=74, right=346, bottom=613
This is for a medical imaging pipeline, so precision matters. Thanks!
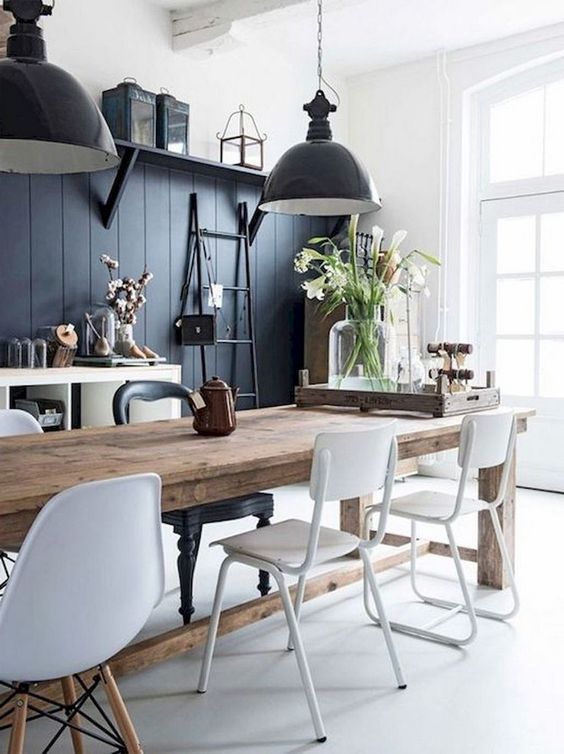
left=61, top=676, right=86, bottom=754
left=8, top=690, right=27, bottom=754
left=100, top=665, right=143, bottom=754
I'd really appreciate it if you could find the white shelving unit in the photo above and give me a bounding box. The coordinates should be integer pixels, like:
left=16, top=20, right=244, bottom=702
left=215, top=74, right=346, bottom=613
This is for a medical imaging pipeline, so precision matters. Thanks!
left=0, top=364, right=183, bottom=429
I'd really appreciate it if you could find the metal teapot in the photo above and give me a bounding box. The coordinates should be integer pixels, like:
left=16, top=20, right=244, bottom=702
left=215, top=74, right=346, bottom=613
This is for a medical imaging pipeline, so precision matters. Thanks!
left=188, top=376, right=239, bottom=436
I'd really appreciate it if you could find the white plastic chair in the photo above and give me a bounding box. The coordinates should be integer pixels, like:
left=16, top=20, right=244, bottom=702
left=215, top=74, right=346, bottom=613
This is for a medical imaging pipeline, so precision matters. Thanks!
left=364, top=409, right=518, bottom=647
left=0, top=473, right=164, bottom=754
left=0, top=409, right=43, bottom=439
left=0, top=409, right=43, bottom=592
left=197, top=421, right=405, bottom=744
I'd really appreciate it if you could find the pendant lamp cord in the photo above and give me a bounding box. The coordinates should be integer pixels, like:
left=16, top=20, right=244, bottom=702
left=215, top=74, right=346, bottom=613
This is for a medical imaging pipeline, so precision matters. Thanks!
left=316, top=0, right=341, bottom=106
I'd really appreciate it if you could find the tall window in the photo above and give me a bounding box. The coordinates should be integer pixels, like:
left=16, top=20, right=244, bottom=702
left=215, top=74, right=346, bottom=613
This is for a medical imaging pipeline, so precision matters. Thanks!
left=478, top=61, right=564, bottom=403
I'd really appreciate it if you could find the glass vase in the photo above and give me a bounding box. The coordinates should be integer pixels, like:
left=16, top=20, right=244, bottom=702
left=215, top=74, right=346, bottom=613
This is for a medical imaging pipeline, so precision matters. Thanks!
left=397, top=347, right=425, bottom=393
left=82, top=305, right=116, bottom=357
left=328, top=306, right=398, bottom=392
left=115, top=323, right=134, bottom=357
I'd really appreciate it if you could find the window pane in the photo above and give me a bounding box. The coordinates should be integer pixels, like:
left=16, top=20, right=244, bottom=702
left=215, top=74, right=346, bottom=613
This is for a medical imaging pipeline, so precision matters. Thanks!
left=540, top=277, right=564, bottom=335
left=490, top=88, right=544, bottom=183
left=540, top=340, right=564, bottom=396
left=496, top=279, right=535, bottom=335
left=497, top=215, right=536, bottom=273
left=496, top=339, right=535, bottom=395
left=545, top=80, right=564, bottom=176
left=540, top=212, right=564, bottom=271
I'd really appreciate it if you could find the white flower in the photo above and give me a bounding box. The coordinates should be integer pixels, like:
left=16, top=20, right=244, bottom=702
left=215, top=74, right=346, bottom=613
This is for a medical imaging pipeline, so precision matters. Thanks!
left=294, top=249, right=314, bottom=273
left=406, top=261, right=427, bottom=290
left=388, top=230, right=407, bottom=253
left=302, top=276, right=326, bottom=300
left=325, top=267, right=347, bottom=291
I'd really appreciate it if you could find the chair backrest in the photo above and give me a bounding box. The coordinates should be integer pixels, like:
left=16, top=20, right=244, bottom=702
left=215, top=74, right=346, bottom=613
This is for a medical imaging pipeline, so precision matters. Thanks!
left=457, top=409, right=515, bottom=470
left=310, top=421, right=397, bottom=502
left=0, top=409, right=43, bottom=437
left=113, top=380, right=192, bottom=425
left=453, top=408, right=517, bottom=515
left=0, top=473, right=164, bottom=682
left=292, top=421, right=397, bottom=574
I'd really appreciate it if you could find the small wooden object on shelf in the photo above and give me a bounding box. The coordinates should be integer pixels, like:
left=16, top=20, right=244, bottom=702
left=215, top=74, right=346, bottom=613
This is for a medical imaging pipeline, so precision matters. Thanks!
left=47, top=324, right=77, bottom=368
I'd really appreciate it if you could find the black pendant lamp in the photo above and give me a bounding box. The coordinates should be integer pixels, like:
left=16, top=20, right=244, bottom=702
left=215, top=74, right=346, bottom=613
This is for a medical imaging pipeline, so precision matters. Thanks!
left=259, top=0, right=380, bottom=216
left=0, top=0, right=119, bottom=174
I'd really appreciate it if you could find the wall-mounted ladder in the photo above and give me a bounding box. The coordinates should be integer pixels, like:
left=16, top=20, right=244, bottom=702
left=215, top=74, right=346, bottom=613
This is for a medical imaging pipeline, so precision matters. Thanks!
left=176, top=193, right=260, bottom=407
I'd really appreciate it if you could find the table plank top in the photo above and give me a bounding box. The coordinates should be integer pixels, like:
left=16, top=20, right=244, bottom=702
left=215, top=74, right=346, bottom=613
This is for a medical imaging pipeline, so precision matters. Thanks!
left=0, top=405, right=534, bottom=521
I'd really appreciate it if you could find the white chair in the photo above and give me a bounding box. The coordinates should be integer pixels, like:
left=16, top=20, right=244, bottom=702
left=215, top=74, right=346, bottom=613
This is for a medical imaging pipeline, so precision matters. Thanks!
left=364, top=409, right=518, bottom=647
left=197, top=421, right=405, bottom=744
left=0, top=473, right=164, bottom=754
left=0, top=410, right=43, bottom=593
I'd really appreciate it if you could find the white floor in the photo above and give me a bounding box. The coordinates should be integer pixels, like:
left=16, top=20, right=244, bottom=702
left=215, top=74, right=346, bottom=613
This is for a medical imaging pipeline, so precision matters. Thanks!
left=4, top=475, right=564, bottom=754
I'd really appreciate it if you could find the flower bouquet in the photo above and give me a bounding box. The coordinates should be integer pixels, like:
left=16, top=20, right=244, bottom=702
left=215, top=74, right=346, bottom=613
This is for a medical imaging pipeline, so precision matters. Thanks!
left=294, top=215, right=439, bottom=391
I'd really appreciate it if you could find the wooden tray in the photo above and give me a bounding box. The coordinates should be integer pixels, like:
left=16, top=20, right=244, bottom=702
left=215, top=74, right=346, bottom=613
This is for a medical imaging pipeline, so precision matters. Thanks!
left=295, top=383, right=501, bottom=417
left=73, top=356, right=167, bottom=368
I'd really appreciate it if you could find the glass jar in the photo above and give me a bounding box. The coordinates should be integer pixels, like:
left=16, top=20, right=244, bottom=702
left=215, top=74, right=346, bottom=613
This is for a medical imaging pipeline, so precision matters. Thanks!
left=328, top=305, right=397, bottom=392
left=82, top=305, right=116, bottom=357
left=32, top=338, right=48, bottom=369
left=20, top=338, right=33, bottom=369
left=397, top=347, right=426, bottom=393
left=7, top=338, right=22, bottom=369
left=115, top=322, right=134, bottom=357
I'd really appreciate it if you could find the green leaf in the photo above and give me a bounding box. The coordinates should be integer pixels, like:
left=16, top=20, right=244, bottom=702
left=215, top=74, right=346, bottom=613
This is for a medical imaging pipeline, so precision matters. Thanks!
left=412, top=249, right=441, bottom=265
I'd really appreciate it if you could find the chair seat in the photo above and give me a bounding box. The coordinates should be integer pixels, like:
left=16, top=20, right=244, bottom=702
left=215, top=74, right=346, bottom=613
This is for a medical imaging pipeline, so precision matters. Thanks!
left=373, top=490, right=487, bottom=522
left=213, top=518, right=360, bottom=571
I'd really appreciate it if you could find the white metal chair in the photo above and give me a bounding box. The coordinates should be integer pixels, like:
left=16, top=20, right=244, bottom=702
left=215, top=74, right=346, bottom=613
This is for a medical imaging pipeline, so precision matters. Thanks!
left=0, top=410, right=43, bottom=594
left=364, top=409, right=518, bottom=647
left=0, top=473, right=165, bottom=754
left=197, top=421, right=405, bottom=744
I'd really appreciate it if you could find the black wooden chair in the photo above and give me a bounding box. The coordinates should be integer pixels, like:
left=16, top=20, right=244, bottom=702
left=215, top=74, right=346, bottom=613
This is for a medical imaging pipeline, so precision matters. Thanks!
left=112, top=380, right=274, bottom=624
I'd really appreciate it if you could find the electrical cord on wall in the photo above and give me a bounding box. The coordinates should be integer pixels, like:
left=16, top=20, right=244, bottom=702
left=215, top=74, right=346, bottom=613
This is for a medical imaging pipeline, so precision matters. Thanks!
left=434, top=48, right=452, bottom=342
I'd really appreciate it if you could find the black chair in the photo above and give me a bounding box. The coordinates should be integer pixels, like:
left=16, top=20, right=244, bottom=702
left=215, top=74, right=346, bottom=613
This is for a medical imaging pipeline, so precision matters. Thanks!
left=113, top=380, right=274, bottom=624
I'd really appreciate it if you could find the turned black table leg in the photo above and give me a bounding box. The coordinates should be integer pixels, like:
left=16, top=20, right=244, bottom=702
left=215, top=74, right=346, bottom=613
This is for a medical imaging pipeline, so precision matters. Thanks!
left=255, top=513, right=272, bottom=597
left=176, top=523, right=203, bottom=625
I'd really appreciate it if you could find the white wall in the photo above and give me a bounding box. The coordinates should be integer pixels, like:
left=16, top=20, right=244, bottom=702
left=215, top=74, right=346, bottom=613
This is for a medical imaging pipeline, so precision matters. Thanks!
left=348, top=24, right=564, bottom=488
left=348, top=22, right=564, bottom=350
left=43, top=0, right=348, bottom=169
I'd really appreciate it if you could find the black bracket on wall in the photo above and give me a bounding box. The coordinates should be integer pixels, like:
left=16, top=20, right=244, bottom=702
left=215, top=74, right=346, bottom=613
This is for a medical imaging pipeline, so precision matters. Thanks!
left=100, top=145, right=140, bottom=230
left=99, top=139, right=269, bottom=233
left=249, top=206, right=265, bottom=245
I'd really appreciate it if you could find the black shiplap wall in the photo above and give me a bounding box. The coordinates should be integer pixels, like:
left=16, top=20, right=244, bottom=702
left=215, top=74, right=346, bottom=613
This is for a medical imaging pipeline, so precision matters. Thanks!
left=0, top=165, right=325, bottom=407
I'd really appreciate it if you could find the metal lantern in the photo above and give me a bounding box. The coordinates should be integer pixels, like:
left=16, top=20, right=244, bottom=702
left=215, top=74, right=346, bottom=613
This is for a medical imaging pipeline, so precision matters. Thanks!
left=217, top=105, right=266, bottom=171
left=102, top=78, right=156, bottom=147
left=156, top=89, right=190, bottom=155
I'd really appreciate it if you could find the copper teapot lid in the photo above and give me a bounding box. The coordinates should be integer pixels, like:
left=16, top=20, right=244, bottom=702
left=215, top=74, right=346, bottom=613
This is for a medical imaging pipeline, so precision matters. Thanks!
left=202, top=376, right=231, bottom=391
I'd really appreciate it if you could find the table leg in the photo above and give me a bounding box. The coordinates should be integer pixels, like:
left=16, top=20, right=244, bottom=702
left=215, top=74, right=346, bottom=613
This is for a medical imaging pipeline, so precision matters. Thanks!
left=340, top=495, right=374, bottom=547
left=478, top=450, right=516, bottom=589
left=176, top=524, right=203, bottom=625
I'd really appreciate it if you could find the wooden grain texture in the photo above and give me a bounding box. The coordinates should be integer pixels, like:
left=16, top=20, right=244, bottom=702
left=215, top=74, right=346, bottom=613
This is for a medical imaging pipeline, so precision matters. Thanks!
left=478, top=450, right=516, bottom=589
left=295, top=383, right=501, bottom=417
left=303, top=299, right=345, bottom=384
left=0, top=406, right=533, bottom=547
left=340, top=494, right=373, bottom=540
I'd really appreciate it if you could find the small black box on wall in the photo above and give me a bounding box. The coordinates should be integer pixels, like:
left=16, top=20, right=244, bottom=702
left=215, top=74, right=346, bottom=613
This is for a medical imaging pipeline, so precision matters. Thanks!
left=179, top=315, right=216, bottom=346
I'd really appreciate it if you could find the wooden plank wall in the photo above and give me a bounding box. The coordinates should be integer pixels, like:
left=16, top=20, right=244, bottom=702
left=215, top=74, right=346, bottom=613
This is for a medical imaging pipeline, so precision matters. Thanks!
left=0, top=165, right=327, bottom=407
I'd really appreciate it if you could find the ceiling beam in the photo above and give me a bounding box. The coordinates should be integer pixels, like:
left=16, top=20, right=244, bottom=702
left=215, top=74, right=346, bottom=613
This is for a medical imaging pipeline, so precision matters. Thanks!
left=172, top=0, right=309, bottom=51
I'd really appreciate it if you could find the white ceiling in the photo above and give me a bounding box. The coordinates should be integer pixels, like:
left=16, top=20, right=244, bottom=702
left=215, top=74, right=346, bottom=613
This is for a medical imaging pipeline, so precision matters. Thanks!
left=150, top=0, right=564, bottom=75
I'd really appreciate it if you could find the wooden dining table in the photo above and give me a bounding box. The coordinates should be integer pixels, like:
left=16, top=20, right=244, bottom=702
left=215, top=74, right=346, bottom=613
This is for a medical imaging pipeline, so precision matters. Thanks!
left=0, top=404, right=534, bottom=686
